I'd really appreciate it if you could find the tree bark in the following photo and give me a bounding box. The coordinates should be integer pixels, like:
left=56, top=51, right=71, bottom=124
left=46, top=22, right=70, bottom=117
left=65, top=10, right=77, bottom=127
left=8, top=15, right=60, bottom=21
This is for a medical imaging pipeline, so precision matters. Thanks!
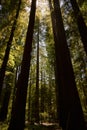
left=40, top=69, right=45, bottom=113
left=49, top=0, right=87, bottom=129
left=8, top=0, right=37, bottom=129
left=0, top=0, right=21, bottom=98
left=48, top=74, right=52, bottom=122
left=0, top=85, right=11, bottom=121
left=48, top=0, right=60, bottom=123
left=28, top=76, right=32, bottom=122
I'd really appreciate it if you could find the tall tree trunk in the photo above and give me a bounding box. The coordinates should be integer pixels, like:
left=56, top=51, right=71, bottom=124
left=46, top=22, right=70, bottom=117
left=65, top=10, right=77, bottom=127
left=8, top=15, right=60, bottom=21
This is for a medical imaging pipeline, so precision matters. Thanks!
left=11, top=66, right=20, bottom=115
left=49, top=0, right=86, bottom=129
left=28, top=76, right=32, bottom=123
left=8, top=0, right=37, bottom=129
left=48, top=0, right=62, bottom=125
left=0, top=84, right=11, bottom=121
left=35, top=18, right=40, bottom=123
left=0, top=0, right=21, bottom=98
left=40, top=69, right=45, bottom=113
left=54, top=66, right=60, bottom=122
left=69, top=0, right=87, bottom=55
left=48, top=75, right=52, bottom=122
left=40, top=69, right=45, bottom=122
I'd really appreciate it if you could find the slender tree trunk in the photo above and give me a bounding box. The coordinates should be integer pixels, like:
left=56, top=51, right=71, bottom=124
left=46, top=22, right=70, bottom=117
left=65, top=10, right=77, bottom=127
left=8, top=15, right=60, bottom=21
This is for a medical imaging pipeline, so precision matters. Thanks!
left=48, top=0, right=61, bottom=124
left=40, top=69, right=45, bottom=123
left=40, top=69, right=45, bottom=113
left=69, top=0, right=87, bottom=55
left=54, top=66, right=60, bottom=122
left=8, top=0, right=37, bottom=129
left=49, top=0, right=86, bottom=129
left=0, top=85, right=11, bottom=121
left=0, top=0, right=21, bottom=98
left=48, top=75, right=52, bottom=122
left=35, top=19, right=40, bottom=123
left=11, top=66, right=20, bottom=114
left=28, top=77, right=32, bottom=123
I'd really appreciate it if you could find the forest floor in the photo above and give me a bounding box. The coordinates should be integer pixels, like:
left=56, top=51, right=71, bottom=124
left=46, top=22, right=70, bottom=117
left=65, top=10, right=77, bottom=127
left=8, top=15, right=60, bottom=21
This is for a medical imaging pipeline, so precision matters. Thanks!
left=0, top=122, right=62, bottom=130
left=25, top=122, right=62, bottom=130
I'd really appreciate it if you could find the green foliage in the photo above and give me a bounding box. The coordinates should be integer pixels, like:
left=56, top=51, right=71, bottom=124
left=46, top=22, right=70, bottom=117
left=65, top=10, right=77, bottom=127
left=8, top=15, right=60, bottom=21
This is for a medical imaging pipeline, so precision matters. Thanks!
left=40, top=112, right=49, bottom=121
left=0, top=122, right=8, bottom=130
left=0, top=0, right=87, bottom=129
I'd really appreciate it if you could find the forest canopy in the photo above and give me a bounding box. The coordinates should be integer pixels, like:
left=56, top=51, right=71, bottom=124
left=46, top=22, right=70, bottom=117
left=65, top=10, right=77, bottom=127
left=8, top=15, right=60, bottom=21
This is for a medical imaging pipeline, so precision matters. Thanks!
left=0, top=0, right=87, bottom=130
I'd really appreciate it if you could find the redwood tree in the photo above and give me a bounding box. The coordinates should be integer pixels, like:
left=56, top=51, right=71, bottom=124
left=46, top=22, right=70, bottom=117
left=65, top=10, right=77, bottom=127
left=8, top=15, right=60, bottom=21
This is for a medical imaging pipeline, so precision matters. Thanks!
left=69, top=0, right=87, bottom=55
left=8, top=0, right=37, bottom=129
left=49, top=0, right=86, bottom=129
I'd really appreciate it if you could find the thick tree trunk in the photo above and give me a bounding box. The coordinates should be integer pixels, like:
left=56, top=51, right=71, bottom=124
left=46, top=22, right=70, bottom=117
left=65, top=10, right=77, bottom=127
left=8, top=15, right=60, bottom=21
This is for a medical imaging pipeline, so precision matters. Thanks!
left=0, top=0, right=21, bottom=98
left=8, top=0, right=37, bottom=130
left=49, top=0, right=86, bottom=129
left=69, top=0, right=87, bottom=55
